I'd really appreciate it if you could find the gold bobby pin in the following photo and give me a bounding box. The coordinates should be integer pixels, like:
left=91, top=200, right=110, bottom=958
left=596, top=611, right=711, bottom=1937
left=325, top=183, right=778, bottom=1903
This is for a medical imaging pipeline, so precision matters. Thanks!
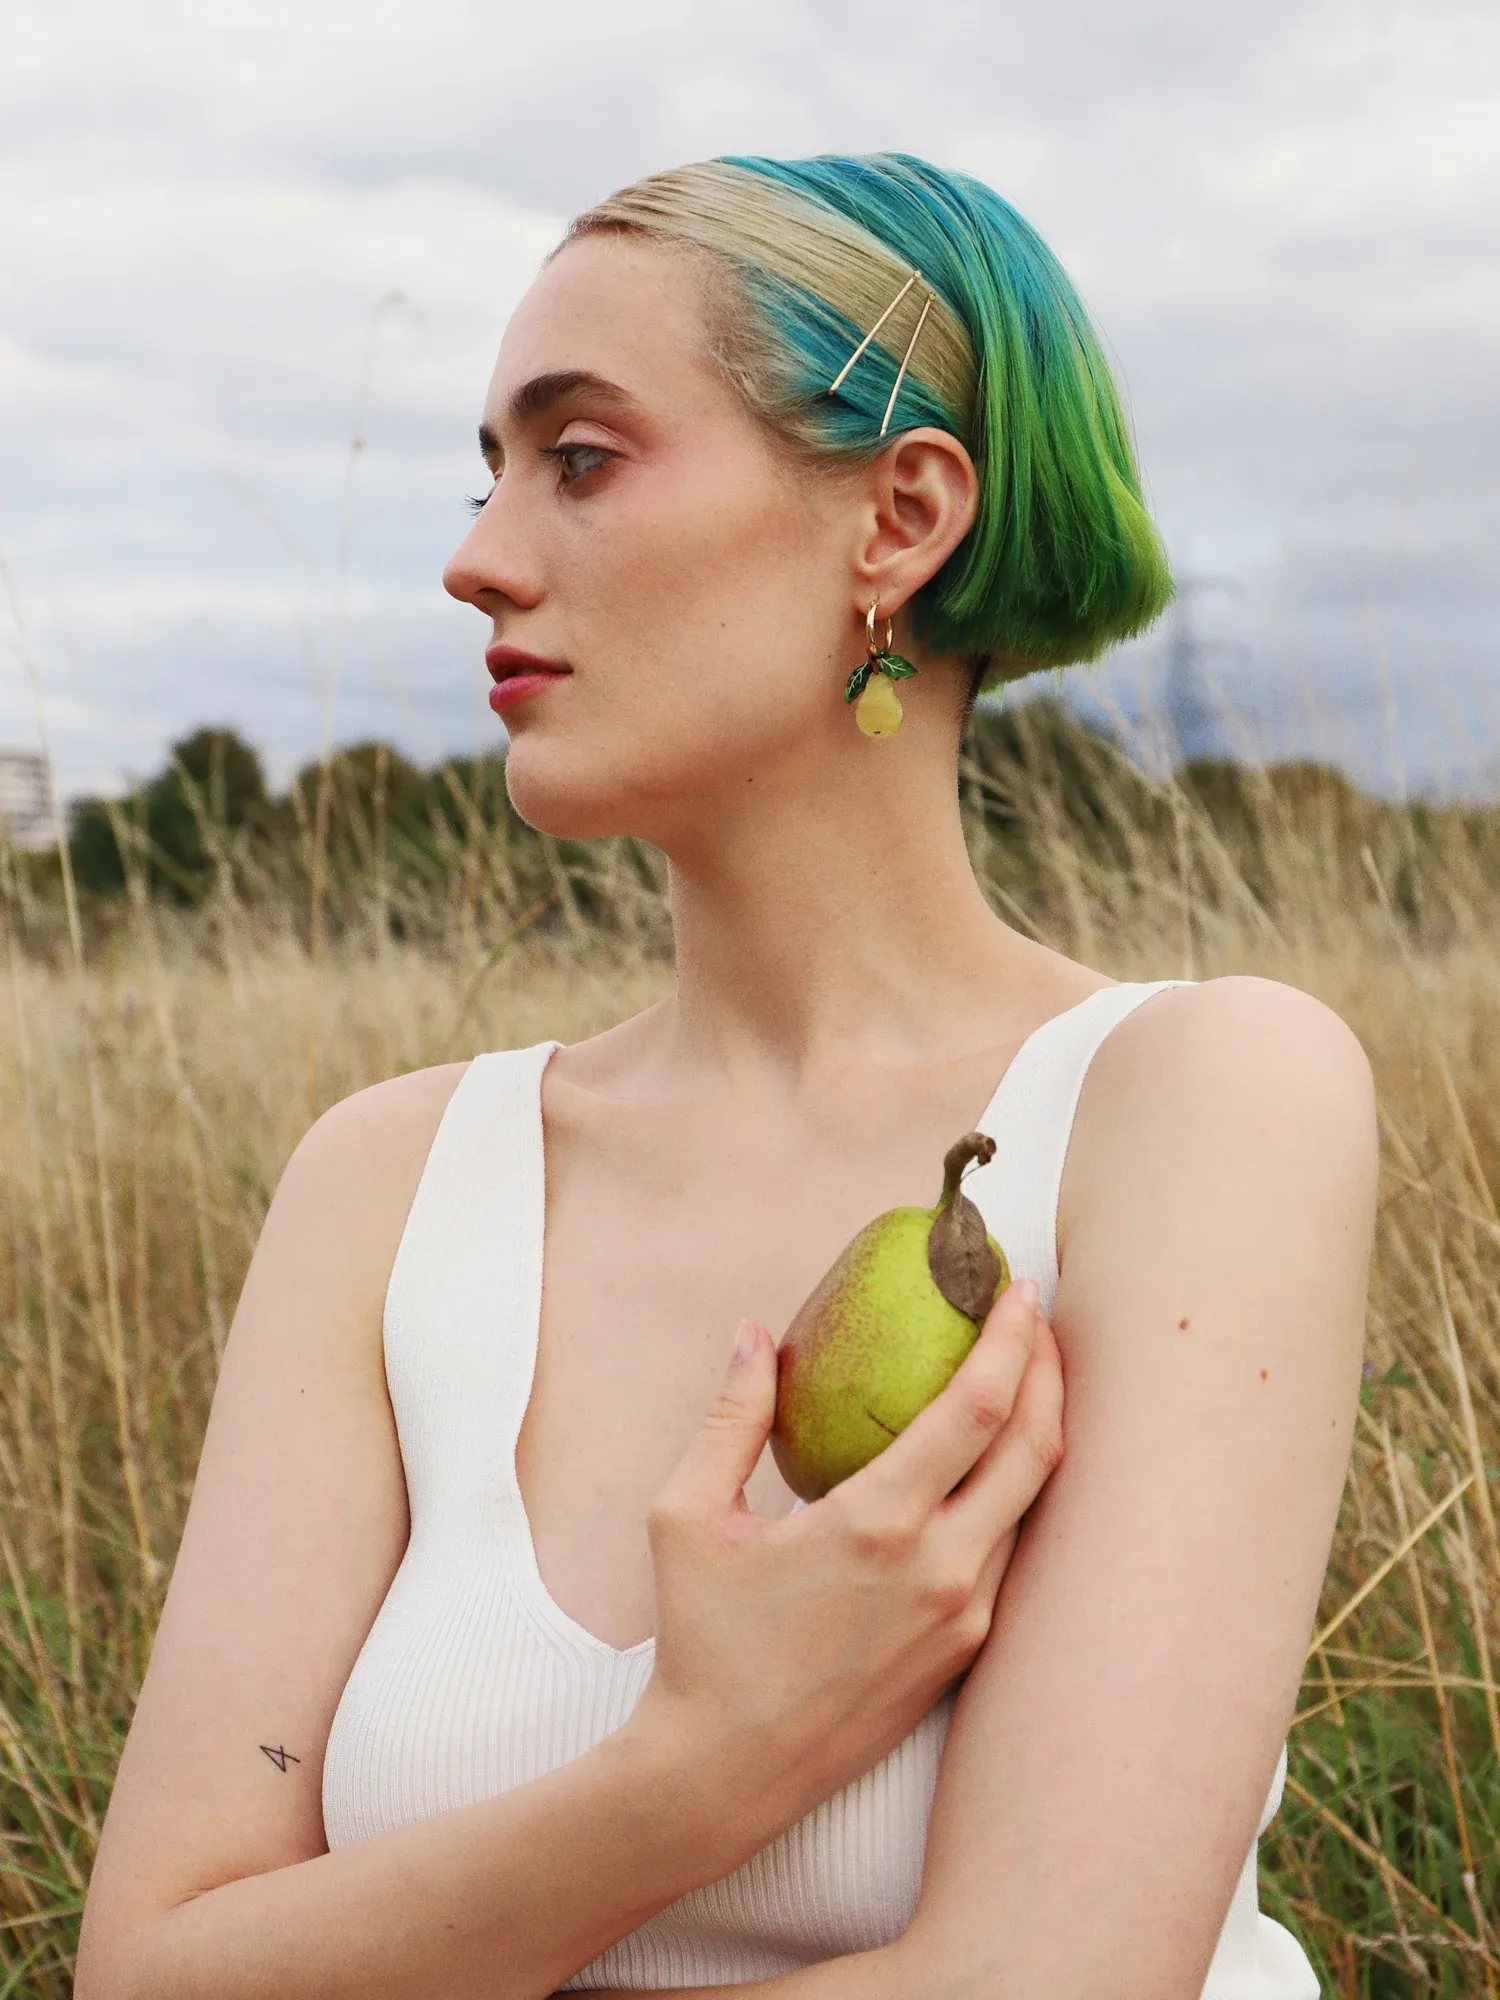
left=879, top=286, right=936, bottom=437
left=836, top=268, right=940, bottom=436
left=827, top=269, right=922, bottom=397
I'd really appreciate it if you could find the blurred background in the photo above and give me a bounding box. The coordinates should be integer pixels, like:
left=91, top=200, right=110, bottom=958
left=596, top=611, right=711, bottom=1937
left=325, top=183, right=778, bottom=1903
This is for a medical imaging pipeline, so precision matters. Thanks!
left=2, top=0, right=1497, bottom=819
left=4, top=14, right=1500, bottom=1999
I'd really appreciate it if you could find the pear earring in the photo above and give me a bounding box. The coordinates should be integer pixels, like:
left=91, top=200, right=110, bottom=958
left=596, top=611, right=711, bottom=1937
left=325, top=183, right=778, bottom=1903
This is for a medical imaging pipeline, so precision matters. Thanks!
left=844, top=602, right=918, bottom=738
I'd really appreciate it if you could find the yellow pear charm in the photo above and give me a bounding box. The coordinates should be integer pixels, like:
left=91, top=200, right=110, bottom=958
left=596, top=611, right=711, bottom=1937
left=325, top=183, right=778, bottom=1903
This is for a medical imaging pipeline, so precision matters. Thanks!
left=855, top=673, right=904, bottom=737
left=844, top=607, right=919, bottom=740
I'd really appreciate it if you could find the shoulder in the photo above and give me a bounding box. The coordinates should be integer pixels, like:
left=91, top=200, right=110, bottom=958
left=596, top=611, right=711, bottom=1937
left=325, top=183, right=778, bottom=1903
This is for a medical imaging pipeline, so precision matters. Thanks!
left=1090, top=972, right=1373, bottom=1140
left=286, top=1059, right=475, bottom=1190
left=276, top=1058, right=476, bottom=1216
left=1127, top=970, right=1368, bottom=1096
left=1060, top=975, right=1378, bottom=1277
left=254, top=1060, right=477, bottom=1322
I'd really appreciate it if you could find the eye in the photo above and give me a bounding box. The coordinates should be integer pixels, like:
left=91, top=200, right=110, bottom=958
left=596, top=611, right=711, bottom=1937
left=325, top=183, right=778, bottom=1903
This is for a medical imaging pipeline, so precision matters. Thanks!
left=464, top=488, right=493, bottom=517
left=541, top=441, right=614, bottom=488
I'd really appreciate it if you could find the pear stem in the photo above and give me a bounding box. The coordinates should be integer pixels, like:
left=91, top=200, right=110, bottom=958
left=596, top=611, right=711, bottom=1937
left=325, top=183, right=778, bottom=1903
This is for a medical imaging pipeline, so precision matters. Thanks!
left=935, top=1132, right=997, bottom=1213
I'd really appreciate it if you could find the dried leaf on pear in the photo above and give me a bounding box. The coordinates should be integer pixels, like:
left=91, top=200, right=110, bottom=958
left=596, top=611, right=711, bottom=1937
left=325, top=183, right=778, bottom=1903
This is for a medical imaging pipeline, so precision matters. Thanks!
left=927, top=1132, right=1003, bottom=1321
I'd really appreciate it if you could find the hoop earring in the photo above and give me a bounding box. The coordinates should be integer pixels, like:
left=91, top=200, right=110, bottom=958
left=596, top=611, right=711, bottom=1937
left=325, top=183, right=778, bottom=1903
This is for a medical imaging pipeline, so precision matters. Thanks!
left=844, top=602, right=918, bottom=738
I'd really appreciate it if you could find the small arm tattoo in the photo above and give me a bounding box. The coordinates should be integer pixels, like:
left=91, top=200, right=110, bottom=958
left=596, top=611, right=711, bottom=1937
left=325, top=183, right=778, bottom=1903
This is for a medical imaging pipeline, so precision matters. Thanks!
left=259, top=1744, right=302, bottom=1773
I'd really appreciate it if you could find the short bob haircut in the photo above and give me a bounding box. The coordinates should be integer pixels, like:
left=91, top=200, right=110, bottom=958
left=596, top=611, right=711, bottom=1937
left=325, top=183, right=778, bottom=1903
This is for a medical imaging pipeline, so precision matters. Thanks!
left=567, top=152, right=1174, bottom=689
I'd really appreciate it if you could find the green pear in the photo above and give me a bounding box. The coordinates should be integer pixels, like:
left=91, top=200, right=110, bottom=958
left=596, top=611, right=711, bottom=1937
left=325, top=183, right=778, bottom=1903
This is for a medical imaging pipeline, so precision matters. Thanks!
left=771, top=1133, right=1012, bottom=1501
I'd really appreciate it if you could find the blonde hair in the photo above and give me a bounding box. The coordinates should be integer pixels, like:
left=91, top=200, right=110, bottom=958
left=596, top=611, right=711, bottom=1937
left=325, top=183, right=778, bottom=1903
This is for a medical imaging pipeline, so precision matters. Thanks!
left=564, top=153, right=1173, bottom=683
left=571, top=161, right=978, bottom=433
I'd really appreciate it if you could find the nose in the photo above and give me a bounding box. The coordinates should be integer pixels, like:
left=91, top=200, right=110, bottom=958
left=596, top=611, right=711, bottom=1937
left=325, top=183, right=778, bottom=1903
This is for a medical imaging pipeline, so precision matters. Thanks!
left=442, top=512, right=499, bottom=609
left=442, top=484, right=543, bottom=613
left=442, top=528, right=481, bottom=608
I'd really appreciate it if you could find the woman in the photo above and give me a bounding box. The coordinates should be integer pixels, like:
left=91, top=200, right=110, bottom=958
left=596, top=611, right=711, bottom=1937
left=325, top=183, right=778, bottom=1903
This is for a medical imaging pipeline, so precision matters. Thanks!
left=76, top=154, right=1377, bottom=1999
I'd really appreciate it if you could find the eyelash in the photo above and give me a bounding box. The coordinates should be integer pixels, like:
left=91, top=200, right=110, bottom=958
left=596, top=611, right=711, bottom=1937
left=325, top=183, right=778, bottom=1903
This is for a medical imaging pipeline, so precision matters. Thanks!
left=464, top=442, right=614, bottom=515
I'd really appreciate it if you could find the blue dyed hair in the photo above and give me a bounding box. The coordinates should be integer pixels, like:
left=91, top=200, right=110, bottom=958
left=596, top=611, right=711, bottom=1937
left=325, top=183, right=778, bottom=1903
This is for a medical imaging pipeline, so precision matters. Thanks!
left=570, top=152, right=1173, bottom=685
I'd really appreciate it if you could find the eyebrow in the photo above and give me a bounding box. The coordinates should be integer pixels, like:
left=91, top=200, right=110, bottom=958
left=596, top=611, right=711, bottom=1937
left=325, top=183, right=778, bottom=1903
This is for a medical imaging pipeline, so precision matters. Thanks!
left=477, top=369, right=637, bottom=457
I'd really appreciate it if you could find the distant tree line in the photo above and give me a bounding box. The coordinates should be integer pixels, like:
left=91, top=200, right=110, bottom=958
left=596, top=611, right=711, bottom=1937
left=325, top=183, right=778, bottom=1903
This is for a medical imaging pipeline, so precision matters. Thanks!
left=65, top=727, right=510, bottom=902
left=4, top=702, right=1492, bottom=957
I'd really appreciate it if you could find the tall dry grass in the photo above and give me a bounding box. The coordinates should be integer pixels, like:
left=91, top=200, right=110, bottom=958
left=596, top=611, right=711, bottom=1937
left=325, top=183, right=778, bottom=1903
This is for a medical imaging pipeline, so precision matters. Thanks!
left=1, top=706, right=1498, bottom=1997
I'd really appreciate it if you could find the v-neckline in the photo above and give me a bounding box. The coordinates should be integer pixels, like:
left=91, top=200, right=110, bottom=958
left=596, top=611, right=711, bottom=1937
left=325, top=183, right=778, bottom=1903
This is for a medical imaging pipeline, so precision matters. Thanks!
left=507, top=984, right=1125, bottom=1661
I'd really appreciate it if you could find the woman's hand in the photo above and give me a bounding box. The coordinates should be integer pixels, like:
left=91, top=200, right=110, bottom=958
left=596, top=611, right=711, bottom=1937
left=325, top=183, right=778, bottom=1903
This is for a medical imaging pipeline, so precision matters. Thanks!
left=628, top=1278, right=1063, bottom=1838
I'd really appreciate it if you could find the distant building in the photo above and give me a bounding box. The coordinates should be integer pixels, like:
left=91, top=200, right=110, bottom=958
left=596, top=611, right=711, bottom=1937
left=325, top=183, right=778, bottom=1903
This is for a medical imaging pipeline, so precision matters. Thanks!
left=0, top=748, right=57, bottom=848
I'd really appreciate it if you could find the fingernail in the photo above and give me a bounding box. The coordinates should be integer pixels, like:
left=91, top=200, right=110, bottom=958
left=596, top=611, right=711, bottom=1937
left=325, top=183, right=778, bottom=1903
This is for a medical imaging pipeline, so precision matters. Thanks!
left=732, top=1319, right=757, bottom=1365
left=1015, top=1280, right=1039, bottom=1313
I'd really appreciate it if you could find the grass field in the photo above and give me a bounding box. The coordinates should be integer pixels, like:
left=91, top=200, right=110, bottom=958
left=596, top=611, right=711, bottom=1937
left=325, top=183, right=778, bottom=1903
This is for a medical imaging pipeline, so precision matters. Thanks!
left=1, top=702, right=1498, bottom=1997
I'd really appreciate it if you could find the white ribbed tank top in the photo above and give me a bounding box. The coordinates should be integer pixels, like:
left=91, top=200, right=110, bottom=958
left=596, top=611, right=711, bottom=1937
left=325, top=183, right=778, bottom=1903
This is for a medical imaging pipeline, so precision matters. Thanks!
left=322, top=981, right=1317, bottom=1997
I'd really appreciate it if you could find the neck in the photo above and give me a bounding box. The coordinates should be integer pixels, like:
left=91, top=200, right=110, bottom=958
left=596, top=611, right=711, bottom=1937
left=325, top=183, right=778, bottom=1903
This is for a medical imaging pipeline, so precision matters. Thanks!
left=643, top=718, right=1044, bottom=1093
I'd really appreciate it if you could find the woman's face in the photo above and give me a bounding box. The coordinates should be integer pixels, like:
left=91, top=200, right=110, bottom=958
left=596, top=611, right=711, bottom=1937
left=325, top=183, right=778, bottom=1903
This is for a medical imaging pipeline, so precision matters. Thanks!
left=443, top=232, right=876, bottom=845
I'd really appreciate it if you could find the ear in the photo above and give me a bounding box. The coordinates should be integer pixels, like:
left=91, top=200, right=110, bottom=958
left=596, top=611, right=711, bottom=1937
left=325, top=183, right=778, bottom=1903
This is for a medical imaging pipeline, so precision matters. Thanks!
left=851, top=428, right=979, bottom=623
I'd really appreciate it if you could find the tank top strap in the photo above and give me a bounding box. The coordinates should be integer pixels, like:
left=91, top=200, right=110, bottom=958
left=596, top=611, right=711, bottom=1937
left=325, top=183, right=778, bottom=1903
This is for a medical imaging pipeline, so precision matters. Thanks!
left=382, top=1040, right=561, bottom=1526
left=964, top=981, right=1197, bottom=1319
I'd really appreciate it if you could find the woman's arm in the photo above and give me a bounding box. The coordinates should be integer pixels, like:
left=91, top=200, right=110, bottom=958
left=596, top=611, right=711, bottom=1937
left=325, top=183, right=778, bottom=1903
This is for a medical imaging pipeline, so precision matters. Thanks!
left=889, top=974, right=1376, bottom=2000
left=73, top=1073, right=780, bottom=2000
left=573, top=976, right=1377, bottom=2000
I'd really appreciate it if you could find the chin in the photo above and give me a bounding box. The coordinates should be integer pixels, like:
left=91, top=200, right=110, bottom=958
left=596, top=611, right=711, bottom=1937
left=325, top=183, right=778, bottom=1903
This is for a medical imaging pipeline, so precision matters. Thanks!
left=501, top=738, right=655, bottom=842
left=501, top=700, right=814, bottom=843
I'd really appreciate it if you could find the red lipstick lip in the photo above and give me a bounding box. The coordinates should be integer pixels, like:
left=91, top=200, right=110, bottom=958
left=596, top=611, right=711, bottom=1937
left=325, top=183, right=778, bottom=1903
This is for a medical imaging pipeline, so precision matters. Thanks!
left=485, top=645, right=571, bottom=683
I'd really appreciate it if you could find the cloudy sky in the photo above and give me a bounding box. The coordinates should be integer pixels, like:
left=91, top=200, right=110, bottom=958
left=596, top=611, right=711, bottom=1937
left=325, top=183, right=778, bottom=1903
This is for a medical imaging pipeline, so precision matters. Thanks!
left=2, top=0, right=1497, bottom=805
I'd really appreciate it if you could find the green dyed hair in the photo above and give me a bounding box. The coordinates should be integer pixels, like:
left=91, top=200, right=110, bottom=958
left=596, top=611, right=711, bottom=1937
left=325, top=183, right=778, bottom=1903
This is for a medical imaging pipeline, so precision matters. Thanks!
left=568, top=152, right=1173, bottom=688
